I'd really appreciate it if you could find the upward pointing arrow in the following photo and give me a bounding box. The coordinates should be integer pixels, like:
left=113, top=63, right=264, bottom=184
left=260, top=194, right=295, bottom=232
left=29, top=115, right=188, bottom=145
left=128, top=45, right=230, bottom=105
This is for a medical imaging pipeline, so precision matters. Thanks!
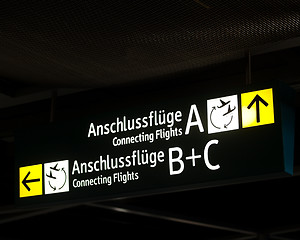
left=247, top=94, right=268, bottom=123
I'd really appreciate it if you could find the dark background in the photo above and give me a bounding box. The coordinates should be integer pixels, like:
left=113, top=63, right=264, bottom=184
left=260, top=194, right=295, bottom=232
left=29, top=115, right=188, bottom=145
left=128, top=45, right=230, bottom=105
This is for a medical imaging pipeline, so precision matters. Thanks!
left=15, top=83, right=291, bottom=208
left=0, top=1, right=300, bottom=239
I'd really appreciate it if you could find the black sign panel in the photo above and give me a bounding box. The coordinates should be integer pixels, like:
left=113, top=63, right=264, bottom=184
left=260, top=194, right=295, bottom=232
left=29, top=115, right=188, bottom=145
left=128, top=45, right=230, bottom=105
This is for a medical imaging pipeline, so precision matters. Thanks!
left=15, top=82, right=295, bottom=206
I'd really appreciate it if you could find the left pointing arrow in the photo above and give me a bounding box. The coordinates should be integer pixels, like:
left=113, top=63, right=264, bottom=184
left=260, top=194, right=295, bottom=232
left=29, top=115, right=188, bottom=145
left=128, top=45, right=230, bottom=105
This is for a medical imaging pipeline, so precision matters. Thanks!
left=22, top=171, right=40, bottom=191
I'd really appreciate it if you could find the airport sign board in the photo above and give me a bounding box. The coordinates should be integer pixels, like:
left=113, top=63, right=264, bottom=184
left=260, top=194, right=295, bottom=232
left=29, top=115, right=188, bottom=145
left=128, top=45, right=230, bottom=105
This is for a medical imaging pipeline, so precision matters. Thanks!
left=15, top=82, right=295, bottom=206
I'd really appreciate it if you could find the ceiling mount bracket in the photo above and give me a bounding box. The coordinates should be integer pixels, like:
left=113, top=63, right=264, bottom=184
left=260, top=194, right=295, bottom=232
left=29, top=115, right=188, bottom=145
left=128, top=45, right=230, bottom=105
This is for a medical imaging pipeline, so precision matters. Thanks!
left=50, top=89, right=57, bottom=123
left=246, top=51, right=252, bottom=85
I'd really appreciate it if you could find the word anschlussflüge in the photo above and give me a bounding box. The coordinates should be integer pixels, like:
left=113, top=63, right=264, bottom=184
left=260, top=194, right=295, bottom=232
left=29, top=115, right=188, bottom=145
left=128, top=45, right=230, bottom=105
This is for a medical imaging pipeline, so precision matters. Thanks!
left=87, top=110, right=183, bottom=138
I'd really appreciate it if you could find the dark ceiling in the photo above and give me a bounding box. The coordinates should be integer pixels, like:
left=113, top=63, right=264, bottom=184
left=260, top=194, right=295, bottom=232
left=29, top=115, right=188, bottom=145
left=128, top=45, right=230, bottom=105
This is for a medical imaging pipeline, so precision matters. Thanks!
left=0, top=1, right=300, bottom=239
left=0, top=0, right=299, bottom=90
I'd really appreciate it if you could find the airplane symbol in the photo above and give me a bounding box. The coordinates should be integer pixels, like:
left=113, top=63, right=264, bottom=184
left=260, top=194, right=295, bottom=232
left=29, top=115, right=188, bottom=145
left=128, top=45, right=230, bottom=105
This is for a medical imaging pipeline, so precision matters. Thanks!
left=46, top=163, right=60, bottom=179
left=46, top=171, right=56, bottom=179
left=217, top=99, right=230, bottom=108
left=207, top=95, right=239, bottom=134
left=50, top=163, right=59, bottom=171
left=223, top=105, right=236, bottom=116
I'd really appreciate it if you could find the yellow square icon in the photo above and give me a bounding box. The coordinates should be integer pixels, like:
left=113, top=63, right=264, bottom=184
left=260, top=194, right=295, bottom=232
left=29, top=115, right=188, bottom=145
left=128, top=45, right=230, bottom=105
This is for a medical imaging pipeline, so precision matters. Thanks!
left=241, top=88, right=275, bottom=128
left=19, top=164, right=43, bottom=198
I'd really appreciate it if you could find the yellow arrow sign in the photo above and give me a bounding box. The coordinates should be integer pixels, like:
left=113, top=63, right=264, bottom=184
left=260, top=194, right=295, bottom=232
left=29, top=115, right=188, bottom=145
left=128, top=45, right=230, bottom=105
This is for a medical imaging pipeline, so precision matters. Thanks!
left=241, top=88, right=275, bottom=128
left=19, top=164, right=43, bottom=198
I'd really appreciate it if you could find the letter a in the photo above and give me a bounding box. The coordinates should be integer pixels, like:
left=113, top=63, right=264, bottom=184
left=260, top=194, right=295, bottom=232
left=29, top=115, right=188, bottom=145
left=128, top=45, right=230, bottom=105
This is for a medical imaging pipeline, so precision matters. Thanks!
left=72, top=160, right=81, bottom=175
left=185, top=104, right=204, bottom=135
left=87, top=123, right=96, bottom=138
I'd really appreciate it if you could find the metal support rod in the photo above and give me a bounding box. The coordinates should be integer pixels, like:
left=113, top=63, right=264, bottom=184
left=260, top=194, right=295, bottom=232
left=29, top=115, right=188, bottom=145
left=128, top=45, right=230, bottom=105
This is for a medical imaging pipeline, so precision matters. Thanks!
left=268, top=223, right=300, bottom=237
left=246, top=51, right=252, bottom=85
left=50, top=89, right=57, bottom=123
left=86, top=202, right=257, bottom=237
